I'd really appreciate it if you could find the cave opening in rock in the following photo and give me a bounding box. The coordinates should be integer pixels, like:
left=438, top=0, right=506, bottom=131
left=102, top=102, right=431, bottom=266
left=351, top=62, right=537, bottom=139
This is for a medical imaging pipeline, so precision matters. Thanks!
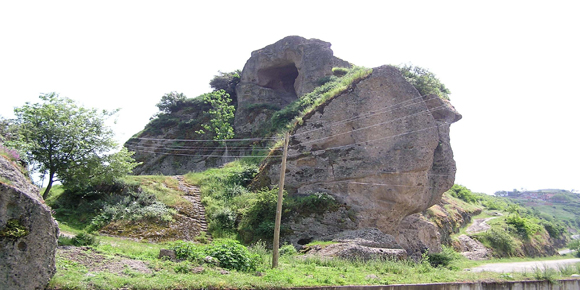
left=257, top=62, right=299, bottom=104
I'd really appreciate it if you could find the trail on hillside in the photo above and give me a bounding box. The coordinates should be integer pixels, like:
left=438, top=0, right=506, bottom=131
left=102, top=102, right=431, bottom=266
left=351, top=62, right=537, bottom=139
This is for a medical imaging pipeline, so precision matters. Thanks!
left=174, top=175, right=210, bottom=236
left=466, top=217, right=496, bottom=234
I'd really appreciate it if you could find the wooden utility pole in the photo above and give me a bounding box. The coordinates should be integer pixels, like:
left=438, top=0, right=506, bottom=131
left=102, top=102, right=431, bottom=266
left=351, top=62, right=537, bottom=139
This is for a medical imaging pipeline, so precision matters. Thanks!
left=272, top=132, right=290, bottom=268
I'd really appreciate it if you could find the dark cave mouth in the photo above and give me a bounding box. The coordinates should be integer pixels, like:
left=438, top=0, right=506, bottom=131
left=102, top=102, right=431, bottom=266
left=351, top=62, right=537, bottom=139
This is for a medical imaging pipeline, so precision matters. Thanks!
left=257, top=63, right=299, bottom=99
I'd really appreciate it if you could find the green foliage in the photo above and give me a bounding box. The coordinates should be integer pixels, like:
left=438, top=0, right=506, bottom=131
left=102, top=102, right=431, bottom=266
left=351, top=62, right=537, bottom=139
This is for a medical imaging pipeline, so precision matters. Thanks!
left=209, top=70, right=241, bottom=102
left=426, top=246, right=460, bottom=268
left=398, top=64, right=451, bottom=100
left=12, top=93, right=139, bottom=199
left=285, top=192, right=340, bottom=215
left=505, top=214, right=541, bottom=239
left=86, top=184, right=176, bottom=232
left=196, top=90, right=235, bottom=141
left=474, top=228, right=516, bottom=256
left=0, top=219, right=28, bottom=239
left=269, top=66, right=372, bottom=134
left=71, top=232, right=99, bottom=246
left=61, top=147, right=140, bottom=193
left=156, top=91, right=187, bottom=113
left=541, top=220, right=565, bottom=238
left=280, top=244, right=297, bottom=256
left=238, top=188, right=280, bottom=242
left=447, top=184, right=480, bottom=203
left=170, top=239, right=259, bottom=272
left=331, top=67, right=349, bottom=77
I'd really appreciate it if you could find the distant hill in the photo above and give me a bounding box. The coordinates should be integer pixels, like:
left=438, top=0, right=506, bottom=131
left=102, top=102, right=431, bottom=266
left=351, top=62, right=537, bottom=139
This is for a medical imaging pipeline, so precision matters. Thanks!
left=495, top=189, right=580, bottom=231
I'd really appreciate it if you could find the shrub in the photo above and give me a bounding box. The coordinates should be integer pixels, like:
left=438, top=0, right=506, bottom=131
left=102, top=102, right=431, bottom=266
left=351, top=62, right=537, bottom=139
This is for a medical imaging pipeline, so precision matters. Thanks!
left=505, top=214, right=541, bottom=239
left=426, top=246, right=459, bottom=268
left=280, top=244, right=297, bottom=256
left=398, top=64, right=451, bottom=100
left=447, top=184, right=480, bottom=203
left=71, top=232, right=99, bottom=246
left=475, top=228, right=515, bottom=256
left=170, top=239, right=259, bottom=272
left=332, top=67, right=349, bottom=77
left=212, top=207, right=237, bottom=230
left=156, top=91, right=187, bottom=113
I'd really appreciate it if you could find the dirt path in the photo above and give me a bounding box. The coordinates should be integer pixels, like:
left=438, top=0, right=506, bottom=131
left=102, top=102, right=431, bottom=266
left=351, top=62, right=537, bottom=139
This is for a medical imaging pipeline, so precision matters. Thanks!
left=471, top=258, right=580, bottom=273
left=466, top=217, right=496, bottom=234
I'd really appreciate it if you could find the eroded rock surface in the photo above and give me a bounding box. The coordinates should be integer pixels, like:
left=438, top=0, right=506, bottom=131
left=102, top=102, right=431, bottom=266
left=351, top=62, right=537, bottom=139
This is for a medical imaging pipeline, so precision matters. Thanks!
left=259, top=65, right=461, bottom=247
left=234, top=35, right=349, bottom=135
left=0, top=156, right=59, bottom=290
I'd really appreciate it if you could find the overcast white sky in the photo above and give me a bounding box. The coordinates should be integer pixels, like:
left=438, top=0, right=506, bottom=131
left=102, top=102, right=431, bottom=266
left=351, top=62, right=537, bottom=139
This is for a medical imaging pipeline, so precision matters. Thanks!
left=1, top=1, right=578, bottom=194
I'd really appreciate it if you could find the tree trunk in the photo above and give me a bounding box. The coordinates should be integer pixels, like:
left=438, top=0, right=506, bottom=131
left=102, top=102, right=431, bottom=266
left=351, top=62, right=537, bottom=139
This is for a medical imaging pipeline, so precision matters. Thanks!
left=42, top=172, right=55, bottom=200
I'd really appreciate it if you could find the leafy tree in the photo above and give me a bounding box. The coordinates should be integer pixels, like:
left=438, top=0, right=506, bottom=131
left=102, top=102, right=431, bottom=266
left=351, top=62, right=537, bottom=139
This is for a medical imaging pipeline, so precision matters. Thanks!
left=399, top=64, right=451, bottom=100
left=156, top=91, right=187, bottom=113
left=196, top=90, right=235, bottom=141
left=0, top=115, right=16, bottom=143
left=13, top=93, right=139, bottom=199
left=209, top=70, right=241, bottom=103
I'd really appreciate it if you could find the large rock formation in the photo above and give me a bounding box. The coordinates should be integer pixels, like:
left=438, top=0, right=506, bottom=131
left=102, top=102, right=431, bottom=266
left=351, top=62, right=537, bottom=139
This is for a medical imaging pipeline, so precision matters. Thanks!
left=0, top=156, right=59, bottom=290
left=234, top=35, right=349, bottom=135
left=258, top=65, right=461, bottom=250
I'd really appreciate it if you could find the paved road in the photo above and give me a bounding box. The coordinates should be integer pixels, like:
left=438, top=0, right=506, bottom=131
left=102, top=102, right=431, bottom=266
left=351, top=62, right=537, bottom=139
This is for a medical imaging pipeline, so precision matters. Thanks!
left=471, top=258, right=580, bottom=273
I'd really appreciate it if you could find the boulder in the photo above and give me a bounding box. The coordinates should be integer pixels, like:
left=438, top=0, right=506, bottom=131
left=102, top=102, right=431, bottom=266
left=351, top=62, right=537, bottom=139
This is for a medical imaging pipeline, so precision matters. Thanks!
left=259, top=65, right=461, bottom=247
left=303, top=242, right=407, bottom=261
left=0, top=156, right=59, bottom=290
left=234, top=35, right=349, bottom=135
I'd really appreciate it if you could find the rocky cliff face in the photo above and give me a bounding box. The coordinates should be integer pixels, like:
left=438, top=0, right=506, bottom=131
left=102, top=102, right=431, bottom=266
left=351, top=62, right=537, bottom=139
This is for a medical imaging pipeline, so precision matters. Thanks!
left=0, top=156, right=59, bottom=290
left=257, top=65, right=461, bottom=251
left=234, top=35, right=349, bottom=136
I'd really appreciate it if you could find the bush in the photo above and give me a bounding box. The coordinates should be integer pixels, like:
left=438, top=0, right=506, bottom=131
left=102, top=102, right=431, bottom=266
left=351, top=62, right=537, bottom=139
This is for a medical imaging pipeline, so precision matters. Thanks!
left=212, top=207, right=237, bottom=230
left=447, top=184, right=480, bottom=203
left=85, top=183, right=176, bottom=232
left=280, top=244, right=297, bottom=256
left=505, top=214, right=541, bottom=239
left=170, top=239, right=259, bottom=272
left=398, top=64, right=451, bottom=100
left=156, top=92, right=187, bottom=113
left=475, top=228, right=515, bottom=256
left=426, top=246, right=459, bottom=268
left=332, top=67, right=349, bottom=77
left=71, top=232, right=99, bottom=246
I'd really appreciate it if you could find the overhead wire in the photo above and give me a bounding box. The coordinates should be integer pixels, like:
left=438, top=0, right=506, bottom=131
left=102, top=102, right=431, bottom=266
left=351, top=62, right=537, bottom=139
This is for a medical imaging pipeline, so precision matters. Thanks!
left=290, top=104, right=448, bottom=147
left=291, top=94, right=442, bottom=138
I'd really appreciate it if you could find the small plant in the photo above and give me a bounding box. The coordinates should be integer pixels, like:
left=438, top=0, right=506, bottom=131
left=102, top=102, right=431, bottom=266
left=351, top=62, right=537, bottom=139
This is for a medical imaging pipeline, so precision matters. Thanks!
left=474, top=228, right=515, bottom=256
left=71, top=232, right=99, bottom=246
left=170, top=239, right=259, bottom=272
left=332, top=67, right=349, bottom=77
left=279, top=244, right=297, bottom=256
left=194, top=231, right=209, bottom=244
left=426, top=246, right=460, bottom=268
left=0, top=219, right=28, bottom=239
left=0, top=143, right=20, bottom=162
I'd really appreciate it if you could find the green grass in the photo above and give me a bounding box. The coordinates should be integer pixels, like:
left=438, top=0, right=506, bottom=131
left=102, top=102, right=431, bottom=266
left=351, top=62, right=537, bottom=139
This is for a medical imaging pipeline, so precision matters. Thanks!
left=48, top=228, right=580, bottom=290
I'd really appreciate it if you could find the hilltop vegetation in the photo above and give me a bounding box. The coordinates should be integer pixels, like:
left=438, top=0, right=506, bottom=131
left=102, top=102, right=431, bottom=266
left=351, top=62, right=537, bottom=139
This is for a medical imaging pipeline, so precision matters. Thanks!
left=496, top=189, right=580, bottom=231
left=428, top=185, right=567, bottom=258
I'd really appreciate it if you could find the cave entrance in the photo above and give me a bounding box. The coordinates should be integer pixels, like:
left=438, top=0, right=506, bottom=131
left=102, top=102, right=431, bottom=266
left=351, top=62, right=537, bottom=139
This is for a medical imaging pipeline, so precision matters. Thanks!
left=257, top=62, right=299, bottom=105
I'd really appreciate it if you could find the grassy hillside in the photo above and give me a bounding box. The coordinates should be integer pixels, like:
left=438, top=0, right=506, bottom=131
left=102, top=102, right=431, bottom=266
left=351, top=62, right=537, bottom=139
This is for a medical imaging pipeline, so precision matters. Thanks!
left=496, top=189, right=580, bottom=231
left=427, top=185, right=568, bottom=258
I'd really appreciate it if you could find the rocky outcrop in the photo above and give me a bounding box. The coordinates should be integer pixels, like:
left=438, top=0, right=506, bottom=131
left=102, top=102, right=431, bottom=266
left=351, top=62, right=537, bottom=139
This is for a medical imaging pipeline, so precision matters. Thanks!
left=234, top=36, right=350, bottom=135
left=302, top=228, right=407, bottom=261
left=456, top=234, right=491, bottom=260
left=0, top=156, right=59, bottom=290
left=258, top=65, right=461, bottom=247
left=396, top=214, right=442, bottom=258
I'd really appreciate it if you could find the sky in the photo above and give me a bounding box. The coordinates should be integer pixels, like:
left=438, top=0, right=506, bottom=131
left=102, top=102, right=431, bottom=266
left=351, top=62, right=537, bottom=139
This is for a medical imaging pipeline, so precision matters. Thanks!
left=1, top=1, right=578, bottom=194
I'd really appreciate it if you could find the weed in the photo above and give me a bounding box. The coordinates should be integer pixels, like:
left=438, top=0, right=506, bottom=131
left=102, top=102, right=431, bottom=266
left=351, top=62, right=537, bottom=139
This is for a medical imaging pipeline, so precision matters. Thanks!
left=0, top=219, right=28, bottom=239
